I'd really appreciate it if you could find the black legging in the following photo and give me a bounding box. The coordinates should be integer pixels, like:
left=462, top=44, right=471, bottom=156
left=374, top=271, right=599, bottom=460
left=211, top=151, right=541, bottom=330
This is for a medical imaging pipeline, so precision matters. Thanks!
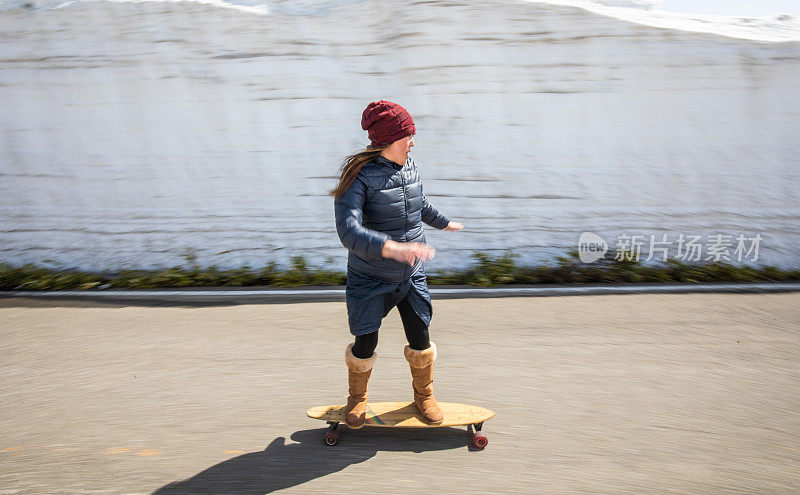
left=351, top=294, right=430, bottom=358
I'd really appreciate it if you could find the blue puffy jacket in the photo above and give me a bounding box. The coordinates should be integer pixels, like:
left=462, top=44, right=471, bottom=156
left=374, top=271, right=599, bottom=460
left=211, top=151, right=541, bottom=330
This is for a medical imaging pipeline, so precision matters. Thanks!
left=334, top=155, right=451, bottom=282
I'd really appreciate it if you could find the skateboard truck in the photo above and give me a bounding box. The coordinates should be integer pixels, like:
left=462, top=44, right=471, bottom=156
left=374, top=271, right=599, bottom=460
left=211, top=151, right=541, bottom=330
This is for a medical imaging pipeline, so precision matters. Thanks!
left=323, top=419, right=487, bottom=449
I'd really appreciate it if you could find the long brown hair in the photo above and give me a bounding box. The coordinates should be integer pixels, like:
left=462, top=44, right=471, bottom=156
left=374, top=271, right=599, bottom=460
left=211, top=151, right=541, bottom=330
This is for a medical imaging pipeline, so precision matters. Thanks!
left=329, top=145, right=388, bottom=199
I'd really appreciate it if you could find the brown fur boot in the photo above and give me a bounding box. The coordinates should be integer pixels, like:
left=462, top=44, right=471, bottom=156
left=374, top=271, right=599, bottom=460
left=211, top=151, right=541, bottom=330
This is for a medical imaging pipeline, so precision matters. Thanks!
left=344, top=343, right=376, bottom=429
left=403, top=342, right=444, bottom=424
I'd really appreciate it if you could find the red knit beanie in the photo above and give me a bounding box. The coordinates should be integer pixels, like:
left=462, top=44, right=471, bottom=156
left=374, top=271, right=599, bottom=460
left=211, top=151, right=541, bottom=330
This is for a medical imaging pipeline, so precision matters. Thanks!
left=361, top=100, right=416, bottom=147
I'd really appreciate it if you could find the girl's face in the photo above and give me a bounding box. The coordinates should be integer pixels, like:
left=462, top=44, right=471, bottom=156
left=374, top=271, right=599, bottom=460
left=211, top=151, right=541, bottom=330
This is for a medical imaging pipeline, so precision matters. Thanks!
left=387, top=134, right=415, bottom=163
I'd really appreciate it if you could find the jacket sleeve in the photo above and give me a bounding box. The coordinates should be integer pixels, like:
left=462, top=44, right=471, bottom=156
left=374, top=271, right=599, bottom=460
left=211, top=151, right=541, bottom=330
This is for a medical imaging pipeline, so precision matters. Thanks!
left=334, top=177, right=390, bottom=261
left=420, top=182, right=451, bottom=229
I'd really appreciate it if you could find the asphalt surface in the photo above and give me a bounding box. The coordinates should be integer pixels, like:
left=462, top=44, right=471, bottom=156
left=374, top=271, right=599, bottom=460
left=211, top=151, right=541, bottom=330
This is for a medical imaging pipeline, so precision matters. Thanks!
left=1, top=293, right=799, bottom=494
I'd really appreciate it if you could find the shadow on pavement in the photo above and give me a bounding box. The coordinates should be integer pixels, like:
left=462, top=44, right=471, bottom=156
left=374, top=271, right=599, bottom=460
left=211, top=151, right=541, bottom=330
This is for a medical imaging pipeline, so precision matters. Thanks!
left=154, top=426, right=473, bottom=494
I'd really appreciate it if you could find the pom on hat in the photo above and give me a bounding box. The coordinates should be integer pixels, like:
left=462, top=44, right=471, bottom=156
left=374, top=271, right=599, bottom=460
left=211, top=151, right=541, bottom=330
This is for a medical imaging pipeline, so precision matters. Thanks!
left=361, top=100, right=416, bottom=147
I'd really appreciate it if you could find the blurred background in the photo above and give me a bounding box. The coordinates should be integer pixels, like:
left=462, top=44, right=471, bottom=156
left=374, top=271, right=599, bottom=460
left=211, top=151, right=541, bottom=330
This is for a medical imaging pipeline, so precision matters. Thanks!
left=1, top=0, right=798, bottom=273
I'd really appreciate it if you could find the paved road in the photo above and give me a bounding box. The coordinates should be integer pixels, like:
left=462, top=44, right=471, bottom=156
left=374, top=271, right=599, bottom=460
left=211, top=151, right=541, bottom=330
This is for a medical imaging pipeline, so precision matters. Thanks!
left=1, top=293, right=799, bottom=494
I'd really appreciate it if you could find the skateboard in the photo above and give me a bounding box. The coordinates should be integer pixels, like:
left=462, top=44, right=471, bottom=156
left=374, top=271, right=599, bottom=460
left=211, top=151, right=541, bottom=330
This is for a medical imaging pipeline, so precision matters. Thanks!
left=307, top=401, right=495, bottom=449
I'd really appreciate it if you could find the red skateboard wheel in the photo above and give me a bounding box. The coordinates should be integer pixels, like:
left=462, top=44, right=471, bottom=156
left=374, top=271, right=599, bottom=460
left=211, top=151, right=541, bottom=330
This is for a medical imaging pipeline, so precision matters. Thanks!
left=324, top=427, right=339, bottom=446
left=473, top=431, right=488, bottom=449
left=324, top=432, right=338, bottom=446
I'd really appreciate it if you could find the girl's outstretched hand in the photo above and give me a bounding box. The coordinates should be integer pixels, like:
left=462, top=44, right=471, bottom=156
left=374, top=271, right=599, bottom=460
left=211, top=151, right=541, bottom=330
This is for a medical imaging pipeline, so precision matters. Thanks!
left=381, top=239, right=435, bottom=266
left=444, top=221, right=463, bottom=231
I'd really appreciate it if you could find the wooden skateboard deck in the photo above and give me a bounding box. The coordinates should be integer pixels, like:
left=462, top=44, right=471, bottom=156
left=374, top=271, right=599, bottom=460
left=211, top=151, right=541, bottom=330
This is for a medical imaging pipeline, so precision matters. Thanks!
left=307, top=401, right=494, bottom=448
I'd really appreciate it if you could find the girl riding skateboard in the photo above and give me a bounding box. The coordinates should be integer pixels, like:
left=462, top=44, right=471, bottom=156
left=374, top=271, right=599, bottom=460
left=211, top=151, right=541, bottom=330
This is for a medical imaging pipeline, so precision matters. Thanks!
left=330, top=100, right=463, bottom=428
